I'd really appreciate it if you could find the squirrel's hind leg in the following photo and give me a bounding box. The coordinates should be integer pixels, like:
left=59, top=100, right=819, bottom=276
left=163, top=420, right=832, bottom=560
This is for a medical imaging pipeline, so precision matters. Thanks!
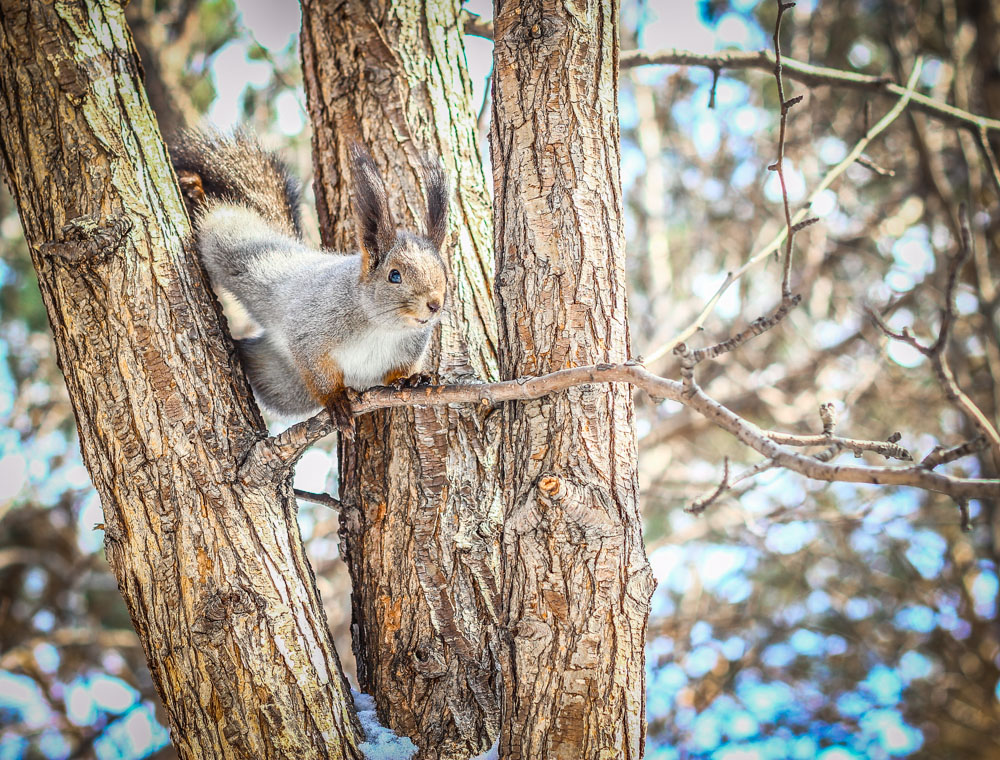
left=236, top=334, right=316, bottom=417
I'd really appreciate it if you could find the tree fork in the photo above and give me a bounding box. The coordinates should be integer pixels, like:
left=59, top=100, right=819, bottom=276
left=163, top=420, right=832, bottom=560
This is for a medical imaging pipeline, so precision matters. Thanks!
left=299, top=0, right=501, bottom=757
left=0, top=1, right=361, bottom=757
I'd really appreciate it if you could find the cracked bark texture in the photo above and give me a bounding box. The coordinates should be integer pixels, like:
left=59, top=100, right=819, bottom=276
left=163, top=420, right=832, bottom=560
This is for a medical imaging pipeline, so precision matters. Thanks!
left=300, top=1, right=501, bottom=757
left=490, top=0, right=655, bottom=758
left=0, top=1, right=361, bottom=758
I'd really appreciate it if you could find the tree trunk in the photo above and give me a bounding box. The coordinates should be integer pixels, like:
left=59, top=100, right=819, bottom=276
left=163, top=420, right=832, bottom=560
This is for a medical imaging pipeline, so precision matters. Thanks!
left=489, top=0, right=655, bottom=757
left=299, top=1, right=501, bottom=757
left=0, top=2, right=361, bottom=758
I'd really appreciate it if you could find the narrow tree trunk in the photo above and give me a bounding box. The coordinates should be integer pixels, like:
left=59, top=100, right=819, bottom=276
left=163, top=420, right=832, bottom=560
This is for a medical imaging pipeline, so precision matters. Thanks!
left=300, top=1, right=501, bottom=757
left=0, top=2, right=360, bottom=757
left=490, top=1, right=655, bottom=757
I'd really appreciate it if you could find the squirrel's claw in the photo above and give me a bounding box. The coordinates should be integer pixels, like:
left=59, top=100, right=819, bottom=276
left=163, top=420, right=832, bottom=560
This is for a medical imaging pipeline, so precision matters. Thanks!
left=325, top=392, right=355, bottom=440
left=390, top=372, right=435, bottom=390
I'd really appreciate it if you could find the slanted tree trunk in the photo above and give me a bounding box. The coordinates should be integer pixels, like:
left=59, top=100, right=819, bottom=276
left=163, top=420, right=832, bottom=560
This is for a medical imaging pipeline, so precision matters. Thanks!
left=300, top=1, right=501, bottom=757
left=0, top=1, right=360, bottom=757
left=490, top=0, right=655, bottom=757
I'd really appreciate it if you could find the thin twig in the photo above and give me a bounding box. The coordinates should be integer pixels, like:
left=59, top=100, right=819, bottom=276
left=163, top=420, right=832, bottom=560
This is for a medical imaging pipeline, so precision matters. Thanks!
left=688, top=457, right=779, bottom=515
left=921, top=437, right=987, bottom=469
left=769, top=0, right=799, bottom=299
left=294, top=489, right=341, bottom=510
left=689, top=294, right=801, bottom=364
left=957, top=499, right=971, bottom=532
left=477, top=69, right=493, bottom=139
left=764, top=431, right=912, bottom=460
left=688, top=458, right=730, bottom=514
left=731, top=458, right=778, bottom=488
left=975, top=125, right=1000, bottom=198
left=855, top=155, right=896, bottom=177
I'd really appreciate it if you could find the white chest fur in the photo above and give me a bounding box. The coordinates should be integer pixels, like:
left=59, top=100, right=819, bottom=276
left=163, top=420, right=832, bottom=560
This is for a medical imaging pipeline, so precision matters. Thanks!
left=332, top=328, right=418, bottom=390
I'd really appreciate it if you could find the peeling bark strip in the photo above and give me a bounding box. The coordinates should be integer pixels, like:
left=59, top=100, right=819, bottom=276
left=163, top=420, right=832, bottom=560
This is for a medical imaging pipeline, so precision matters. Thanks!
left=0, top=2, right=362, bottom=758
left=490, top=0, right=655, bottom=758
left=299, top=1, right=501, bottom=757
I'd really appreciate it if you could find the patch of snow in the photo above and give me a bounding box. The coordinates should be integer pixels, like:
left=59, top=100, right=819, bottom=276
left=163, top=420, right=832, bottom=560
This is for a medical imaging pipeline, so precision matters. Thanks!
left=351, top=689, right=417, bottom=759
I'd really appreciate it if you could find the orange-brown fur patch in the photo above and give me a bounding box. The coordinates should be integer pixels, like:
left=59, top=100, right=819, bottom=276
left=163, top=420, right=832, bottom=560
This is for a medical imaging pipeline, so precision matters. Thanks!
left=299, top=353, right=345, bottom=407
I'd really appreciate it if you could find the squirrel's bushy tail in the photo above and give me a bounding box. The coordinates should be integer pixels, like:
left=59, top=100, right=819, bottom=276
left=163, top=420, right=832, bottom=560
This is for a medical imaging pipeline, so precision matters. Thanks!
left=169, top=129, right=302, bottom=239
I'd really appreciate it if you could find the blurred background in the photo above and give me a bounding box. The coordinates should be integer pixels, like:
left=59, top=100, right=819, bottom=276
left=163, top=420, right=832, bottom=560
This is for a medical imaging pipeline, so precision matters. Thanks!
left=1, top=0, right=998, bottom=757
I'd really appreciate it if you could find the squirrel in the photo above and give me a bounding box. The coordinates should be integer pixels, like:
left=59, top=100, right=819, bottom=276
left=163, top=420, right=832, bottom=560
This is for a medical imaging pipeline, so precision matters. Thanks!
left=169, top=129, right=449, bottom=435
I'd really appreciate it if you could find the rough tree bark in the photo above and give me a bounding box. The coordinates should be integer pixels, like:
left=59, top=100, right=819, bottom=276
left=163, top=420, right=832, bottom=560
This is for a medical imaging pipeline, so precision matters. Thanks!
left=299, top=1, right=501, bottom=757
left=490, top=0, right=655, bottom=757
left=0, top=1, right=361, bottom=758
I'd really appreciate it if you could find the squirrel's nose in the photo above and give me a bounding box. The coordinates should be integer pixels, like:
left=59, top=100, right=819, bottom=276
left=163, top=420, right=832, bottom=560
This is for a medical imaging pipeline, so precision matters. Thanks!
left=427, top=300, right=441, bottom=313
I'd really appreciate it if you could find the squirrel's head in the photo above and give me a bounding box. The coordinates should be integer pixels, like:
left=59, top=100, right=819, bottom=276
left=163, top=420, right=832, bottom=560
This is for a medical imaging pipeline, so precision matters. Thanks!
left=350, top=145, right=449, bottom=329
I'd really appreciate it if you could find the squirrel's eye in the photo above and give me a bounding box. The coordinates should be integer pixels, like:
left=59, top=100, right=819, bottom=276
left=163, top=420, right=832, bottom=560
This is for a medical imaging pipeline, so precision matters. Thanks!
left=388, top=269, right=402, bottom=284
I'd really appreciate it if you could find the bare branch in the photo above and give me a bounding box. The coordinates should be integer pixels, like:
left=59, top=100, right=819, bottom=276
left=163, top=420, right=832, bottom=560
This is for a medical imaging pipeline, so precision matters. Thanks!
left=770, top=0, right=798, bottom=299
left=460, top=10, right=494, bottom=39
left=975, top=125, right=1000, bottom=197
left=468, top=21, right=1000, bottom=142
left=688, top=458, right=730, bottom=514
left=239, top=411, right=337, bottom=482
left=294, top=489, right=341, bottom=510
left=764, top=431, right=912, bottom=461
left=957, top=499, right=972, bottom=532
left=731, top=458, right=778, bottom=488
left=456, top=10, right=1000, bottom=142
left=689, top=294, right=801, bottom=364
left=620, top=47, right=1000, bottom=137
left=688, top=456, right=779, bottom=515
left=477, top=69, right=492, bottom=139
left=856, top=155, right=896, bottom=177
left=921, top=437, right=988, bottom=469
left=242, top=363, right=998, bottom=502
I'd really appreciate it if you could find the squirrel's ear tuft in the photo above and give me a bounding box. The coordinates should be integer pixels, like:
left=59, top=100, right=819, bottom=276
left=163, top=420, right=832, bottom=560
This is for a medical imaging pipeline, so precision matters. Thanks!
left=424, top=160, right=449, bottom=251
left=349, top=144, right=396, bottom=273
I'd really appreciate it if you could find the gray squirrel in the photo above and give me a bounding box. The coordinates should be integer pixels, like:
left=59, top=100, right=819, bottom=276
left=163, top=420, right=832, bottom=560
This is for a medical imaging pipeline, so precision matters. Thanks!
left=170, top=130, right=449, bottom=434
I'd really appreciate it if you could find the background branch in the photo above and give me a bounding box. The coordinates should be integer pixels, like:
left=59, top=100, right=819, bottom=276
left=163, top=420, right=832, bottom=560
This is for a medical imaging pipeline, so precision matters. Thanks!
left=619, top=47, right=1000, bottom=137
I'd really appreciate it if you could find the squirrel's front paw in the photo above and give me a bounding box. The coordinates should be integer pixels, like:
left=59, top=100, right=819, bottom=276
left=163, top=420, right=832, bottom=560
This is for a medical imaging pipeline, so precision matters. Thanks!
left=325, top=392, right=355, bottom=440
left=389, top=372, right=435, bottom=390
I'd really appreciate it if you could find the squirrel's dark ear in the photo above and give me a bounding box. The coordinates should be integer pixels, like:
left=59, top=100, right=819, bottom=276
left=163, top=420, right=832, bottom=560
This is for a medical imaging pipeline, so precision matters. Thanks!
left=424, top=161, right=449, bottom=251
left=349, top=144, right=396, bottom=273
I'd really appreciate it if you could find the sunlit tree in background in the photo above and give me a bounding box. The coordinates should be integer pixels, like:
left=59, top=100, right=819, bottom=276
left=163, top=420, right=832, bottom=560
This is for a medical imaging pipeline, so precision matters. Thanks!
left=0, top=0, right=998, bottom=758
